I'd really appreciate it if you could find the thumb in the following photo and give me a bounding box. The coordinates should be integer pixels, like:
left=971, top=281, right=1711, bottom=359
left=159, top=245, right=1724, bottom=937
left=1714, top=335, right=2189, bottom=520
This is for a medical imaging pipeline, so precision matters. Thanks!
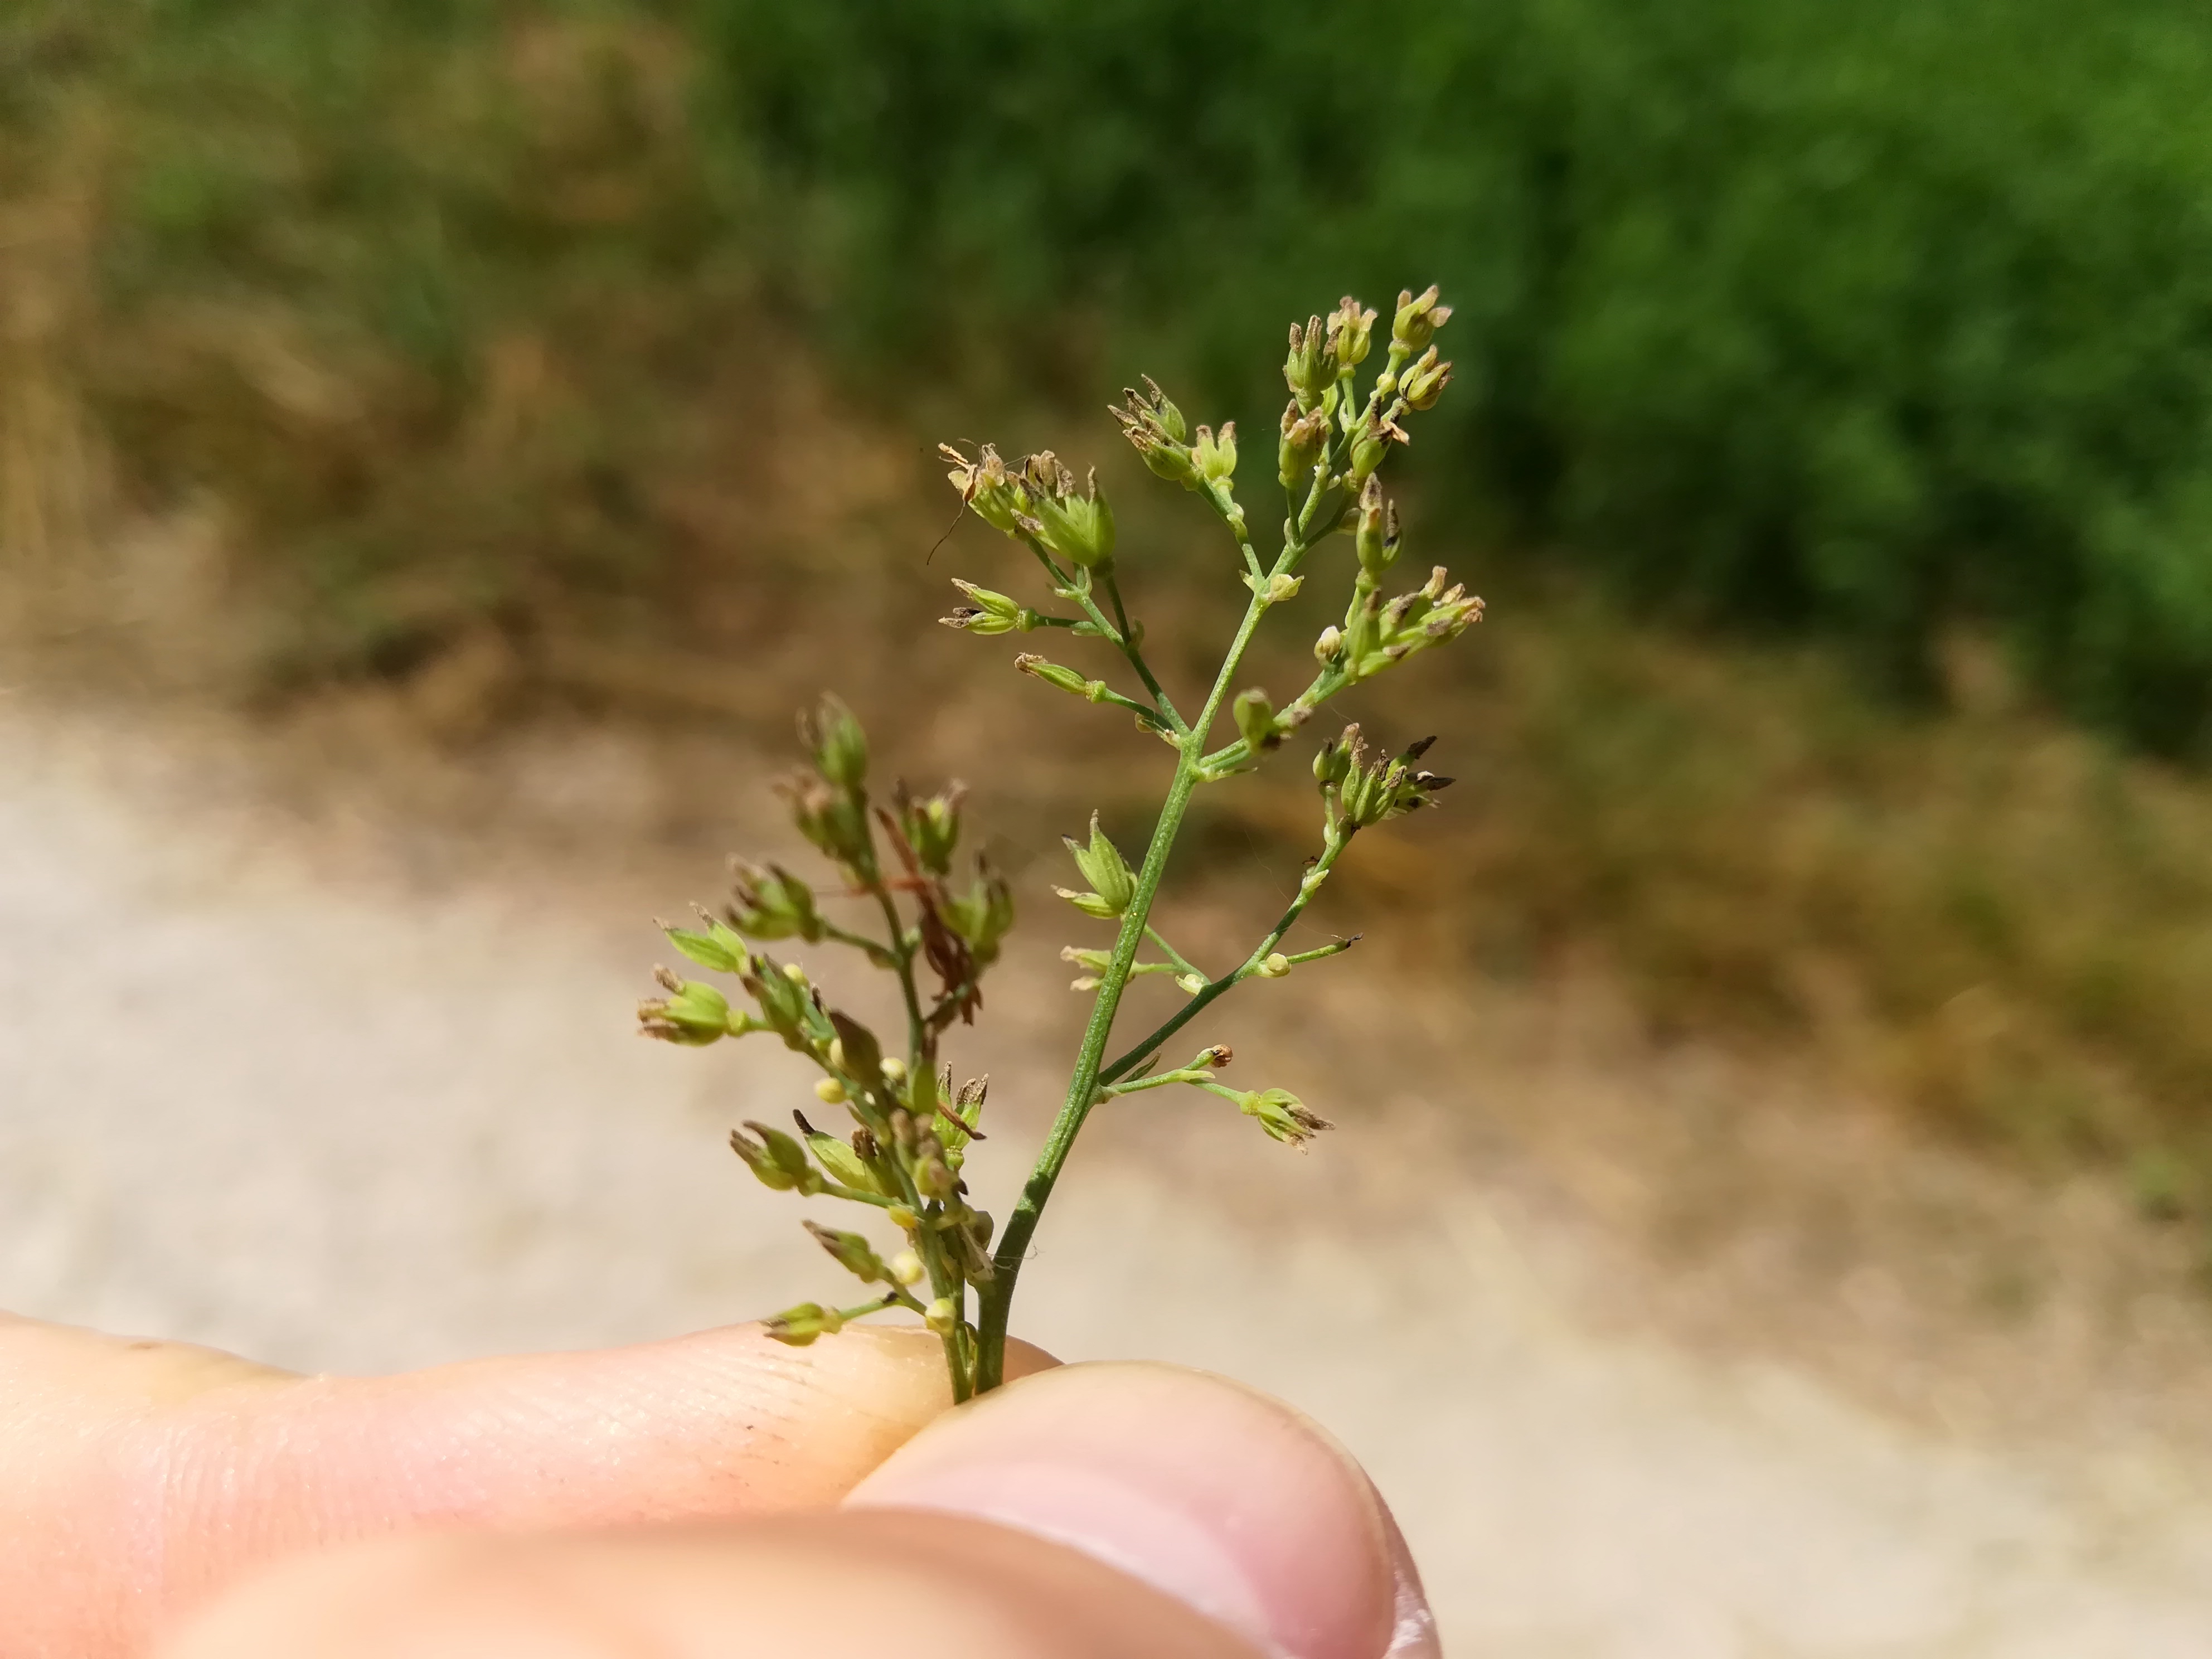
left=0, top=1312, right=1048, bottom=1658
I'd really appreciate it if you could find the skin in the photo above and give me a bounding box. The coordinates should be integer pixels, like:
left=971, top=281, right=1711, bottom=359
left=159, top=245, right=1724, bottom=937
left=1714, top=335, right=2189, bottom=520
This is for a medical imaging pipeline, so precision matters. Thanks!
left=0, top=1313, right=1439, bottom=1659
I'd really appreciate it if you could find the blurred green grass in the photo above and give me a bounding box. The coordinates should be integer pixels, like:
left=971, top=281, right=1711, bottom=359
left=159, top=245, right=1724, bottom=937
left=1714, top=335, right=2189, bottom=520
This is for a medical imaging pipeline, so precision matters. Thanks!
left=3, top=0, right=2211, bottom=1228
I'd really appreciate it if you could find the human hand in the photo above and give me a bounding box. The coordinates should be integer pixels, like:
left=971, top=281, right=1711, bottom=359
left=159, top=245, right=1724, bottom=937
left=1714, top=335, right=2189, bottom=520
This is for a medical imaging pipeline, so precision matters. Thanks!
left=0, top=1313, right=1435, bottom=1657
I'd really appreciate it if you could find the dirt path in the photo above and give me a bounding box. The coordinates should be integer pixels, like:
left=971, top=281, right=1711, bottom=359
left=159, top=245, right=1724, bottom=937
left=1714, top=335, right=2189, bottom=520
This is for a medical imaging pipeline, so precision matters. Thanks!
left=6, top=696, right=2212, bottom=1656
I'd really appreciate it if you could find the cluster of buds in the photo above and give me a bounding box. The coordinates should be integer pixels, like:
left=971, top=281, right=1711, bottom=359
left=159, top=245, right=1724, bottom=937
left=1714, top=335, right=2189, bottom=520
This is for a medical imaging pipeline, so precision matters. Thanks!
left=1314, top=724, right=1455, bottom=832
left=1320, top=565, right=1485, bottom=688
left=1110, top=375, right=1197, bottom=488
left=940, top=579, right=1049, bottom=637
left=940, top=443, right=1116, bottom=570
left=725, top=858, right=824, bottom=943
left=637, top=963, right=759, bottom=1046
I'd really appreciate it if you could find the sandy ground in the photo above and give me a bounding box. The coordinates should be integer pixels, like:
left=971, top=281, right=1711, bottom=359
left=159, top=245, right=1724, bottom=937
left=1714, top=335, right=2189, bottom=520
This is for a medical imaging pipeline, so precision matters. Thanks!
left=6, top=694, right=2212, bottom=1656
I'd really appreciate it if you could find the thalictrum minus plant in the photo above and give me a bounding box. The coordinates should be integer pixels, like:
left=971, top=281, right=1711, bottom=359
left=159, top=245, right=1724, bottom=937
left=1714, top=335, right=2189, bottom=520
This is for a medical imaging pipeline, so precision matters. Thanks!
left=638, top=288, right=1480, bottom=1399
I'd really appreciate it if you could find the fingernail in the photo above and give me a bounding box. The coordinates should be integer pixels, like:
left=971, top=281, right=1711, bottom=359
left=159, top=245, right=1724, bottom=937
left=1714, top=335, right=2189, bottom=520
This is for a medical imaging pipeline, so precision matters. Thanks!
left=843, top=1361, right=1425, bottom=1659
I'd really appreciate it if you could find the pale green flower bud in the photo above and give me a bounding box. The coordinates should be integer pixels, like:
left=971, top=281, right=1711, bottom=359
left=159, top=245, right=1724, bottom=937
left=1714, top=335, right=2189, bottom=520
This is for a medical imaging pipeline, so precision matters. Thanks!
left=1314, top=625, right=1344, bottom=664
left=895, top=780, right=965, bottom=877
left=1399, top=346, right=1452, bottom=411
left=799, top=694, right=868, bottom=789
left=1255, top=952, right=1292, bottom=978
left=1015, top=654, right=1091, bottom=697
left=804, top=1220, right=889, bottom=1283
left=763, top=1301, right=844, bottom=1346
left=1233, top=687, right=1277, bottom=754
left=730, top=1121, right=823, bottom=1193
left=1278, top=402, right=1327, bottom=489
left=939, top=442, right=1024, bottom=535
left=1355, top=477, right=1401, bottom=577
left=890, top=1249, right=925, bottom=1287
left=727, top=859, right=824, bottom=943
left=1328, top=295, right=1377, bottom=369
left=1391, top=284, right=1453, bottom=352
left=1063, top=813, right=1136, bottom=913
left=1192, top=421, right=1238, bottom=483
left=1283, top=315, right=1337, bottom=409
left=924, top=1297, right=958, bottom=1335
left=1238, top=1086, right=1332, bottom=1147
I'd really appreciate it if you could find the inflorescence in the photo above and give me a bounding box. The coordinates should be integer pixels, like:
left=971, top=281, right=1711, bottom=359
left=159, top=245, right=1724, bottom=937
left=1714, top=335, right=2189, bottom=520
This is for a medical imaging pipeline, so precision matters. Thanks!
left=639, top=288, right=1478, bottom=1399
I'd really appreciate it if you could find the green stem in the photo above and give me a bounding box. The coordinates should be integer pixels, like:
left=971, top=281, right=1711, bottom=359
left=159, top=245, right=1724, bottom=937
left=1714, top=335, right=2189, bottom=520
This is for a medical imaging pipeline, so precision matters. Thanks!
left=1143, top=926, right=1204, bottom=978
left=1099, top=567, right=1181, bottom=729
left=863, top=876, right=969, bottom=1400
left=1102, top=1066, right=1211, bottom=1098
left=1097, top=829, right=1354, bottom=1089
left=1023, top=537, right=1185, bottom=733
left=976, top=586, right=1279, bottom=1390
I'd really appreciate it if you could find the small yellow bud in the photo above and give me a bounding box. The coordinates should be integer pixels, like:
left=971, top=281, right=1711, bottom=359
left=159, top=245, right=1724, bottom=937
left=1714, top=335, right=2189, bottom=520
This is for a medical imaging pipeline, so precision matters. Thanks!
left=1314, top=625, right=1342, bottom=664
left=891, top=1249, right=925, bottom=1287
left=1257, top=952, right=1292, bottom=978
left=814, top=1076, right=847, bottom=1104
left=1177, top=972, right=1206, bottom=995
left=880, top=1056, right=909, bottom=1084
left=782, top=961, right=808, bottom=984
left=924, top=1296, right=958, bottom=1335
left=887, top=1205, right=918, bottom=1231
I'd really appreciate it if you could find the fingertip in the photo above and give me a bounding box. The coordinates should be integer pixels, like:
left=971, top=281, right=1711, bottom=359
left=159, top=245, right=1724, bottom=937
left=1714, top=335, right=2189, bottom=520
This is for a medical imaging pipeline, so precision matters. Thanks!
left=843, top=1361, right=1424, bottom=1659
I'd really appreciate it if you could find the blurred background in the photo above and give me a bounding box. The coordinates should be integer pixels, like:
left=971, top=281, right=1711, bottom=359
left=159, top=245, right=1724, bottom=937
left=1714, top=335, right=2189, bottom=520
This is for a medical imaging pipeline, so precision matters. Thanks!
left=8, top=2, right=2212, bottom=1651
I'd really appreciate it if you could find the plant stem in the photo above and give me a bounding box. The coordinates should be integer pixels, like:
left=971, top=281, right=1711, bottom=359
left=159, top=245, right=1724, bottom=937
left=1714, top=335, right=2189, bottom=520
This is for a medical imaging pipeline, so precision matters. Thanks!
left=1096, top=829, right=1353, bottom=1088
left=976, top=581, right=1281, bottom=1390
left=864, top=875, right=970, bottom=1400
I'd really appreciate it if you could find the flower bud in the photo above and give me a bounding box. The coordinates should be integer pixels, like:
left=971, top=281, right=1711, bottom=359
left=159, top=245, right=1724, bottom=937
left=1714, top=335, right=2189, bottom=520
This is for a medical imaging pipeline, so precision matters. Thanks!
left=638, top=977, right=744, bottom=1045
left=1328, top=295, right=1377, bottom=369
left=890, top=1249, right=925, bottom=1286
left=1391, top=284, right=1453, bottom=352
left=795, top=1110, right=883, bottom=1191
left=805, top=1220, right=889, bottom=1283
left=661, top=916, right=748, bottom=974
left=941, top=580, right=1039, bottom=636
left=1026, top=458, right=1117, bottom=569
left=1177, top=972, right=1207, bottom=996
left=1313, top=733, right=1353, bottom=788
left=763, top=1301, right=846, bottom=1346
left=942, top=858, right=1016, bottom=964
left=1112, top=377, right=1199, bottom=487
left=730, top=1121, right=822, bottom=1193
left=1255, top=952, right=1292, bottom=978
left=1355, top=478, right=1401, bottom=577
left=799, top=694, right=868, bottom=790
left=814, top=1076, right=846, bottom=1104
left=1237, top=1086, right=1333, bottom=1147
left=896, top=780, right=965, bottom=877
left=728, top=859, right=824, bottom=943
left=939, top=442, right=1023, bottom=535
left=1314, top=625, right=1343, bottom=665
left=1015, top=653, right=1092, bottom=698
left=924, top=1297, right=958, bottom=1335
left=1283, top=316, right=1337, bottom=409
left=1399, top=346, right=1452, bottom=411
left=1278, top=402, right=1327, bottom=489
left=1192, top=421, right=1238, bottom=483
left=1063, top=812, right=1136, bottom=914
left=1233, top=687, right=1277, bottom=753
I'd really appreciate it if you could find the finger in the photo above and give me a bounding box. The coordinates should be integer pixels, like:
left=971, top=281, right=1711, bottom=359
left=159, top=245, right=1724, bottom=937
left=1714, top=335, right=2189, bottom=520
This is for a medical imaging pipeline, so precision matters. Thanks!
left=846, top=1361, right=1439, bottom=1659
left=0, top=1312, right=1052, bottom=1658
left=156, top=1513, right=1261, bottom=1659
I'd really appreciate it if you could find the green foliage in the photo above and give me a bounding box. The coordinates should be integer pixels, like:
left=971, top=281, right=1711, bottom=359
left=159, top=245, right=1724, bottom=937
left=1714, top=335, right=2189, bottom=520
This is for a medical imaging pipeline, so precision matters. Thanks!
left=707, top=0, right=2212, bottom=755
